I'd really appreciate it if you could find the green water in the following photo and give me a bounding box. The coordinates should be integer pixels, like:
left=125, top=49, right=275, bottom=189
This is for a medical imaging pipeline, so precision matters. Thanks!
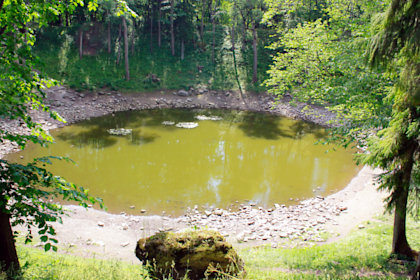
left=7, top=109, right=361, bottom=216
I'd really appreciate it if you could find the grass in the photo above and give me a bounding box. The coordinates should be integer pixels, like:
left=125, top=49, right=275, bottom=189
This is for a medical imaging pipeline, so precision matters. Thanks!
left=3, top=214, right=419, bottom=279
left=241, top=215, right=420, bottom=279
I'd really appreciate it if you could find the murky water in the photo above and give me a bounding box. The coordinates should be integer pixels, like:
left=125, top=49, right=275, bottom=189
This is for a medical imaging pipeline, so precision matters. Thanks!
left=6, top=109, right=361, bottom=215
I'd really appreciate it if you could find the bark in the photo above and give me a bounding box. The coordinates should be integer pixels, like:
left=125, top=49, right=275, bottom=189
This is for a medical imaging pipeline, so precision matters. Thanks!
left=0, top=211, right=20, bottom=275
left=392, top=136, right=417, bottom=258
left=65, top=12, right=69, bottom=27
left=200, top=0, right=205, bottom=40
left=392, top=185, right=412, bottom=257
left=79, top=29, right=83, bottom=59
left=170, top=0, right=175, bottom=56
left=131, top=28, right=135, bottom=56
left=122, top=17, right=130, bottom=81
left=211, top=15, right=215, bottom=63
left=231, top=24, right=235, bottom=50
left=411, top=252, right=420, bottom=280
left=241, top=15, right=247, bottom=50
left=181, top=39, right=185, bottom=60
left=116, top=23, right=122, bottom=65
left=150, top=3, right=154, bottom=54
left=158, top=0, right=161, bottom=48
left=252, top=23, right=258, bottom=84
left=107, top=21, right=111, bottom=54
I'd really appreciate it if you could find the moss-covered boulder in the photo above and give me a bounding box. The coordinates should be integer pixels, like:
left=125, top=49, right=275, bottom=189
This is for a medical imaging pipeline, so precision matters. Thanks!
left=135, top=230, right=244, bottom=279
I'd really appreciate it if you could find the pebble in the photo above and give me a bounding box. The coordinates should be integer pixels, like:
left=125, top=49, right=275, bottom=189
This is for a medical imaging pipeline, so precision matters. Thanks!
left=97, top=221, right=105, bottom=227
left=120, top=242, right=130, bottom=247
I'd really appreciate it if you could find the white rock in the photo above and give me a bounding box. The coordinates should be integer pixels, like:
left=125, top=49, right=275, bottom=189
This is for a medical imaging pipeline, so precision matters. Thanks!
left=175, top=122, right=198, bottom=129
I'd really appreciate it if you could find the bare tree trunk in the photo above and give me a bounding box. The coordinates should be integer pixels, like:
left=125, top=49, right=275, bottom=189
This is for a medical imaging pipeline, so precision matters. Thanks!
left=211, top=13, right=215, bottom=63
left=150, top=3, right=153, bottom=54
left=65, top=12, right=69, bottom=27
left=131, top=27, right=135, bottom=56
left=79, top=29, right=83, bottom=59
left=116, top=23, right=122, bottom=65
left=252, top=23, right=258, bottom=84
left=181, top=39, right=185, bottom=60
left=200, top=0, right=205, bottom=40
left=392, top=138, right=417, bottom=258
left=241, top=17, right=247, bottom=51
left=122, top=17, right=130, bottom=81
left=231, top=24, right=235, bottom=50
left=411, top=252, right=420, bottom=280
left=0, top=211, right=20, bottom=275
left=158, top=0, right=161, bottom=48
left=107, top=21, right=111, bottom=54
left=170, top=0, right=175, bottom=56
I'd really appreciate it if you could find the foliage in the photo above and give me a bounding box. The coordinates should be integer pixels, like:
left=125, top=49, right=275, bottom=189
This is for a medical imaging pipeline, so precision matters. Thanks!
left=0, top=0, right=132, bottom=271
left=264, top=2, right=393, bottom=142
left=0, top=157, right=104, bottom=252
left=33, top=25, right=272, bottom=92
left=263, top=0, right=419, bottom=256
left=360, top=0, right=420, bottom=213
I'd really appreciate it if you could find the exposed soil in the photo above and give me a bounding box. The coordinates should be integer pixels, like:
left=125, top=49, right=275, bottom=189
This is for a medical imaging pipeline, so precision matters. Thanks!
left=0, top=86, right=387, bottom=263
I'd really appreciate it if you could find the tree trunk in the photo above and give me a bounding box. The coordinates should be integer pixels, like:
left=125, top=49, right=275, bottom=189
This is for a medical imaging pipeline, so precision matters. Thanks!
left=170, top=0, right=175, bottom=56
left=231, top=24, right=235, bottom=51
left=181, top=39, right=185, bottom=60
left=200, top=0, right=205, bottom=40
left=79, top=29, right=83, bottom=59
left=116, top=23, right=122, bottom=65
left=211, top=16, right=215, bottom=63
left=411, top=252, right=420, bottom=280
left=131, top=28, right=135, bottom=56
left=392, top=137, right=417, bottom=258
left=252, top=23, right=258, bottom=84
left=122, top=17, right=130, bottom=81
left=107, top=21, right=111, bottom=54
left=65, top=12, right=69, bottom=27
left=150, top=4, right=153, bottom=54
left=158, top=0, right=161, bottom=48
left=241, top=18, right=247, bottom=50
left=0, top=211, right=20, bottom=274
left=392, top=185, right=412, bottom=257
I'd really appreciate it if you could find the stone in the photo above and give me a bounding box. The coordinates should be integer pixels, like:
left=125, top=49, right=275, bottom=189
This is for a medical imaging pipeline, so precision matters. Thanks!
left=97, top=221, right=105, bottom=227
left=175, top=122, right=199, bottom=129
left=120, top=242, right=130, bottom=247
left=135, top=230, right=244, bottom=280
left=107, top=128, right=132, bottom=136
left=177, top=90, right=191, bottom=97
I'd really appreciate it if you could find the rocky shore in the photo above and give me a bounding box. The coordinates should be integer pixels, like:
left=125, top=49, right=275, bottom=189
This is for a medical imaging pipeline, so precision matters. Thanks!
left=0, top=86, right=385, bottom=261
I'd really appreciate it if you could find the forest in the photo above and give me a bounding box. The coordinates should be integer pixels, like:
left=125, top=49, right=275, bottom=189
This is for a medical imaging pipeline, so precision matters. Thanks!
left=0, top=0, right=419, bottom=279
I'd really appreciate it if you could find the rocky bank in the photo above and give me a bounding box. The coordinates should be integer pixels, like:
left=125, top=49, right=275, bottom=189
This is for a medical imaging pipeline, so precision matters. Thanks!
left=0, top=86, right=386, bottom=262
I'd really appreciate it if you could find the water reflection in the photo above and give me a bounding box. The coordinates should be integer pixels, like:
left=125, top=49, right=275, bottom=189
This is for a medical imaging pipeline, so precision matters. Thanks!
left=6, top=109, right=361, bottom=215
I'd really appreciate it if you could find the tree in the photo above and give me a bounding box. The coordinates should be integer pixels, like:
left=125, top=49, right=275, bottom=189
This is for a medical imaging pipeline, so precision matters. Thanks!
left=363, top=0, right=419, bottom=258
left=122, top=15, right=130, bottom=80
left=0, top=0, right=134, bottom=275
left=264, top=0, right=419, bottom=259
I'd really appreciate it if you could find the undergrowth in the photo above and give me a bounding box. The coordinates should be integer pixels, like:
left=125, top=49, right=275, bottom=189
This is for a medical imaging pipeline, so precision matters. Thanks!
left=34, top=26, right=272, bottom=93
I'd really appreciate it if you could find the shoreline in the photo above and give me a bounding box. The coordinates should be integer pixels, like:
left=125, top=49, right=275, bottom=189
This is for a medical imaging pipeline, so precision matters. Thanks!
left=0, top=86, right=387, bottom=262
